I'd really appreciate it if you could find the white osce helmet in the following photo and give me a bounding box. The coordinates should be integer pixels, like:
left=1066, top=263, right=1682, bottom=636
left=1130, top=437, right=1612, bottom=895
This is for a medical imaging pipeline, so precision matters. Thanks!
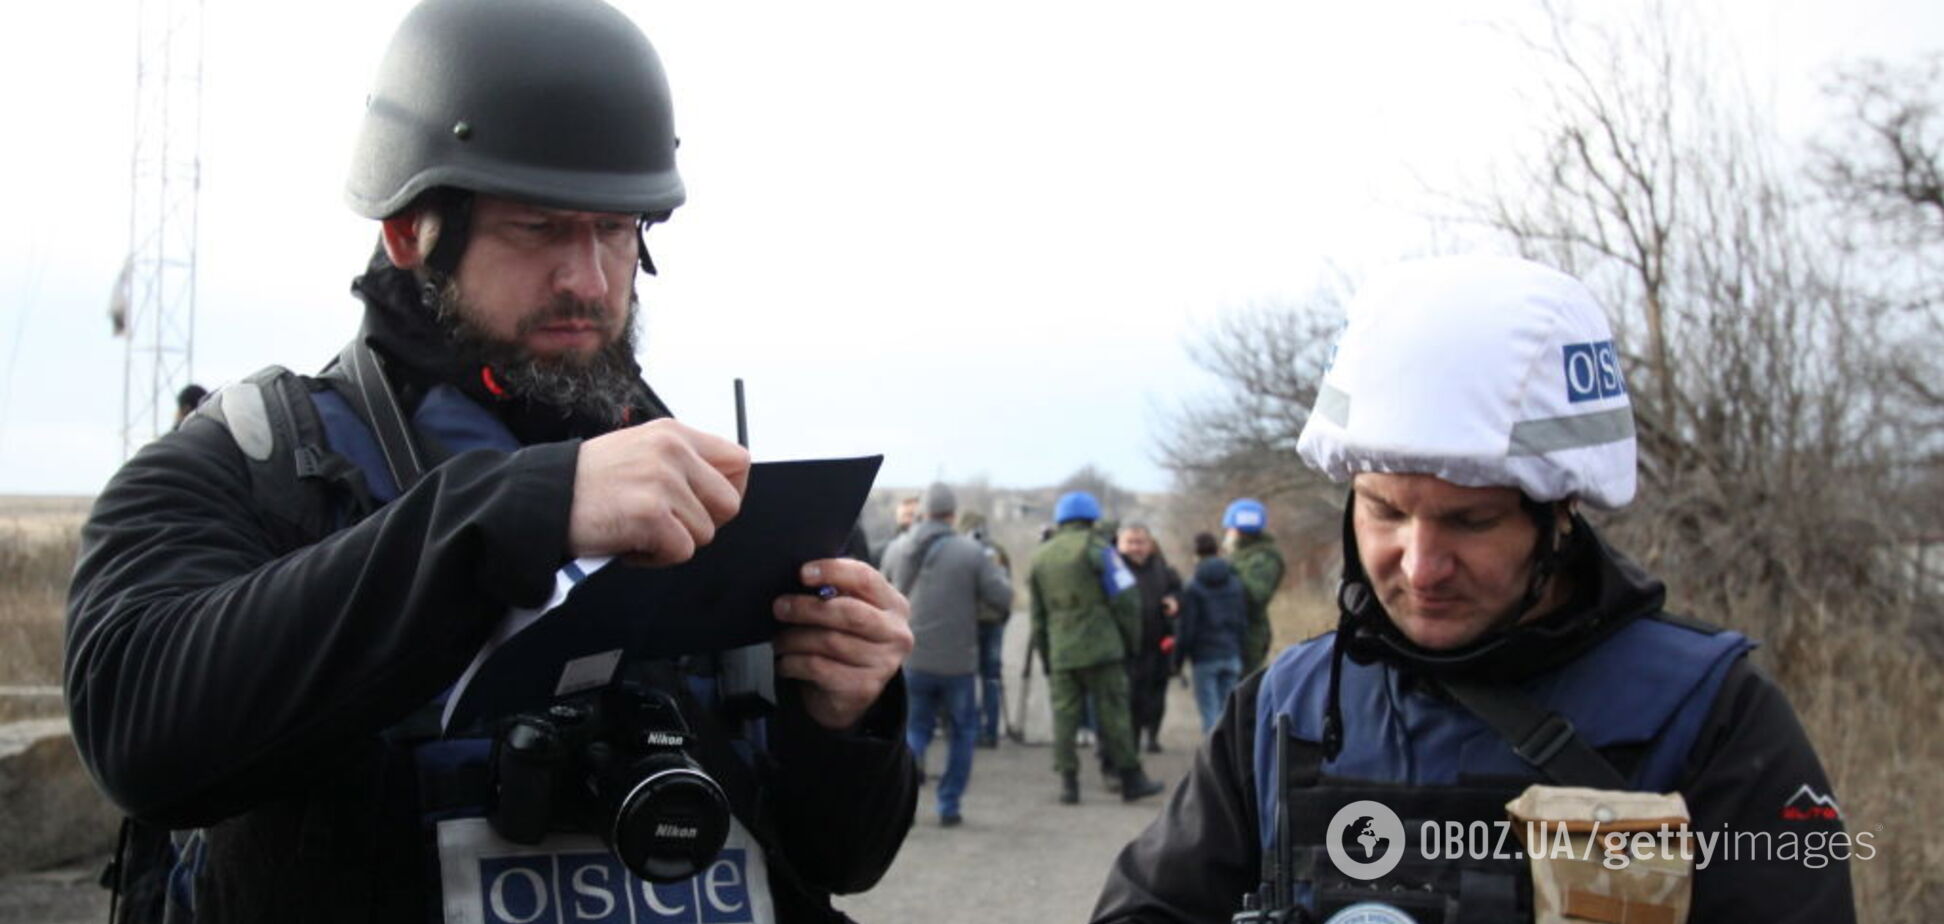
left=1295, top=255, right=1637, bottom=509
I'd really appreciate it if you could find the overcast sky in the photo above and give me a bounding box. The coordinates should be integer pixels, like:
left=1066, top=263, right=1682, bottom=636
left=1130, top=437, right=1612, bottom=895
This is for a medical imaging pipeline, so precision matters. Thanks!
left=2, top=1, right=1938, bottom=496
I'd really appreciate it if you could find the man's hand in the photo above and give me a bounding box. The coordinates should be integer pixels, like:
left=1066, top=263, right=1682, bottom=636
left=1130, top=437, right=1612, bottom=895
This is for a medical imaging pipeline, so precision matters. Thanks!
left=568, top=420, right=750, bottom=564
left=771, top=558, right=913, bottom=731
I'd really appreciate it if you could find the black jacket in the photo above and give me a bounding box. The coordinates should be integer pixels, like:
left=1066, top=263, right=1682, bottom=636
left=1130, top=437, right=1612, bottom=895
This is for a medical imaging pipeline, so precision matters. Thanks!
left=1126, top=554, right=1183, bottom=653
left=65, top=264, right=916, bottom=922
left=1092, top=526, right=1855, bottom=923
left=1174, top=557, right=1246, bottom=664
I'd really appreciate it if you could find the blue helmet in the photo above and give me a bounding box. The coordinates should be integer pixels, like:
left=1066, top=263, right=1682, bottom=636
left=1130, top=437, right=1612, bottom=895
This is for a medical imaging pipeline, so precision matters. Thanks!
left=1054, top=491, right=1101, bottom=524
left=1223, top=498, right=1268, bottom=533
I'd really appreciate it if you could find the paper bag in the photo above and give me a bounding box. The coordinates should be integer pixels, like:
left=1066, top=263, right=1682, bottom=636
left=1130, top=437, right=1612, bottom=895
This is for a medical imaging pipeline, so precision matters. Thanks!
left=1506, top=785, right=1693, bottom=924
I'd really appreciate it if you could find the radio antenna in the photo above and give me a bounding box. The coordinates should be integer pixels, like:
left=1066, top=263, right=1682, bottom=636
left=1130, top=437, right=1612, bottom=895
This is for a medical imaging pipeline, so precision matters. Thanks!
left=733, top=378, right=748, bottom=448
left=720, top=375, right=774, bottom=720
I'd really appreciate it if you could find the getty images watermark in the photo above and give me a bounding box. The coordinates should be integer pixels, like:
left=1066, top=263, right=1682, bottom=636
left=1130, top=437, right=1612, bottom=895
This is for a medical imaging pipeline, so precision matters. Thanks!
left=1324, top=797, right=1877, bottom=881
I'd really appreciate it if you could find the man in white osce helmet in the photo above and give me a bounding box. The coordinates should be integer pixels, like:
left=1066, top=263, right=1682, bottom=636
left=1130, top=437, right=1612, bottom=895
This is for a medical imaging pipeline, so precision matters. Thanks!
left=1092, top=256, right=1854, bottom=923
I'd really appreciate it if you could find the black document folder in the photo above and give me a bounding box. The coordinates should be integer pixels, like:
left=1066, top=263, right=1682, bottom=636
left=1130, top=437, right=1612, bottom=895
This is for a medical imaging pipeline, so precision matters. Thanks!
left=440, top=454, right=882, bottom=733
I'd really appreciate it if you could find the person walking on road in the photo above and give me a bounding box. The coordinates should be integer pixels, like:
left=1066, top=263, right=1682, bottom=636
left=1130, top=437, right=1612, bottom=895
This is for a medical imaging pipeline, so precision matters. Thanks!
left=1224, top=498, right=1285, bottom=674
left=1030, top=491, right=1165, bottom=805
left=882, top=483, right=1014, bottom=827
left=1173, top=531, right=1247, bottom=732
left=1116, top=523, right=1181, bottom=753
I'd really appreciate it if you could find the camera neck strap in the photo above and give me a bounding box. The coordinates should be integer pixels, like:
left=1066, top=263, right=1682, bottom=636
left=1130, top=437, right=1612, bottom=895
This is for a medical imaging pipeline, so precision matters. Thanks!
left=892, top=529, right=952, bottom=597
left=329, top=339, right=427, bottom=494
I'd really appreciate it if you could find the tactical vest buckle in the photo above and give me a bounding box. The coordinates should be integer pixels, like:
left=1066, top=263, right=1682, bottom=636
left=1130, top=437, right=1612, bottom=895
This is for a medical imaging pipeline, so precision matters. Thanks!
left=1514, top=713, right=1579, bottom=768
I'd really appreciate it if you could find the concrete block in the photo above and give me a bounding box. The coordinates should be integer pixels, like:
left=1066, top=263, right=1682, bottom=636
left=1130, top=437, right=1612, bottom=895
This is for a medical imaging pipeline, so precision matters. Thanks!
left=0, top=720, right=121, bottom=873
left=0, top=686, right=66, bottom=724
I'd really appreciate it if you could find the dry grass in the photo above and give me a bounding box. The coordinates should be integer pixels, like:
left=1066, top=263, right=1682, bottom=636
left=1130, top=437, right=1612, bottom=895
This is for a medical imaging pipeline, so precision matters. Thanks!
left=1734, top=602, right=1944, bottom=920
left=0, top=524, right=79, bottom=681
left=7, top=510, right=1936, bottom=916
left=0, top=511, right=82, bottom=723
left=1269, top=587, right=1337, bottom=650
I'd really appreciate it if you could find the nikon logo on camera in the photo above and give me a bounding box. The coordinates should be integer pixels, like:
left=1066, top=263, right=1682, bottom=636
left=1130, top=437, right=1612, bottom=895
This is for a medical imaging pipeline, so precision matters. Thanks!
left=655, top=823, right=700, bottom=841
left=643, top=731, right=686, bottom=748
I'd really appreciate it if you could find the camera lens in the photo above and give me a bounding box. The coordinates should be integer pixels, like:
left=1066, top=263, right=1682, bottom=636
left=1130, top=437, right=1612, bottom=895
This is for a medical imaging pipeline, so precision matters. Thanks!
left=604, top=755, right=731, bottom=883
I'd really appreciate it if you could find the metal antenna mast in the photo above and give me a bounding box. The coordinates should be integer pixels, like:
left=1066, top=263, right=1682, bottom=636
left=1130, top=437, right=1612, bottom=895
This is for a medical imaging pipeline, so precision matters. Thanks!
left=116, top=0, right=205, bottom=456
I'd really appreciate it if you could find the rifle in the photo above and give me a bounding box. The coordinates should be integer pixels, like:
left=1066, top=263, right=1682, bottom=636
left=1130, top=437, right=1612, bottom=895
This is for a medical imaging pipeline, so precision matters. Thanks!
left=1007, top=635, right=1040, bottom=744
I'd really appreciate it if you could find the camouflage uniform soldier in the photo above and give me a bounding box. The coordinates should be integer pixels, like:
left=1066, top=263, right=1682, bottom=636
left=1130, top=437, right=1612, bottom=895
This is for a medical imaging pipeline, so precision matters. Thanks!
left=1031, top=491, right=1166, bottom=804
left=1224, top=498, right=1286, bottom=674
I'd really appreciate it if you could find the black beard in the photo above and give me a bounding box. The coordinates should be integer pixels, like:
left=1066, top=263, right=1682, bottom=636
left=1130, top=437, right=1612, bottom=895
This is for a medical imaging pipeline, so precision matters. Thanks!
left=430, top=280, right=643, bottom=427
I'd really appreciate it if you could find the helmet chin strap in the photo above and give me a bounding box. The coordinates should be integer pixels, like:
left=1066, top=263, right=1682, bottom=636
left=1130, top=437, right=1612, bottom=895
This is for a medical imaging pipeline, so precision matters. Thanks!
left=421, top=190, right=474, bottom=279
left=1322, top=490, right=1573, bottom=760
left=1510, top=495, right=1572, bottom=625
left=402, top=190, right=474, bottom=317
left=1323, top=490, right=1374, bottom=759
left=635, top=217, right=659, bottom=277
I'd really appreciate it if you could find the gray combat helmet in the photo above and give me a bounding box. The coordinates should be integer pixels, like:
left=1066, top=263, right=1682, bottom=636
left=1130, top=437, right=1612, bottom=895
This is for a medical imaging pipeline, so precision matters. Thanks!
left=345, top=0, right=685, bottom=220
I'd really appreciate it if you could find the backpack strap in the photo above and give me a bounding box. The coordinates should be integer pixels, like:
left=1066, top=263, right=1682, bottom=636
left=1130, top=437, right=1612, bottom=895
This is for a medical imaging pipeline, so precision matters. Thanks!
left=196, top=365, right=363, bottom=542
left=330, top=340, right=427, bottom=493
left=1436, top=677, right=1629, bottom=789
left=891, top=530, right=952, bottom=597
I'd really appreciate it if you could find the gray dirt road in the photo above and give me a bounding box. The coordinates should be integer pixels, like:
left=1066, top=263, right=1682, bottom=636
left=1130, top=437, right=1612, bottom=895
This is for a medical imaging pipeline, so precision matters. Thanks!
left=1, top=615, right=1210, bottom=924
left=834, top=615, right=1205, bottom=924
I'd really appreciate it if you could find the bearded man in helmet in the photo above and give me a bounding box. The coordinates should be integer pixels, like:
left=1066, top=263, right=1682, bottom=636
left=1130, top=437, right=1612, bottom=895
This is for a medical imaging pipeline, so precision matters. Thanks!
left=1091, top=256, right=1853, bottom=923
left=65, top=1, right=917, bottom=921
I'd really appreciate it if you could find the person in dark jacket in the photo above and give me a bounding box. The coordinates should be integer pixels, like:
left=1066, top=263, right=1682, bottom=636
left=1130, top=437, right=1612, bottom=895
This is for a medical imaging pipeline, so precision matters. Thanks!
left=171, top=383, right=207, bottom=429
left=1172, top=531, right=1246, bottom=732
left=1093, top=256, right=1853, bottom=923
left=64, top=2, right=918, bottom=921
left=1116, top=523, right=1182, bottom=754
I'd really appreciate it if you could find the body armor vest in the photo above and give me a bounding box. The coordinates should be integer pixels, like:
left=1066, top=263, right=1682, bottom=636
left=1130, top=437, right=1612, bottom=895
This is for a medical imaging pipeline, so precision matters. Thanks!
left=1248, top=618, right=1751, bottom=923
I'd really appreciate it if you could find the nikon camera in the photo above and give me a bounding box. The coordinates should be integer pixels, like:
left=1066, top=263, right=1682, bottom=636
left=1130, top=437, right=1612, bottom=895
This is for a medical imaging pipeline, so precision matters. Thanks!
left=488, top=683, right=731, bottom=883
